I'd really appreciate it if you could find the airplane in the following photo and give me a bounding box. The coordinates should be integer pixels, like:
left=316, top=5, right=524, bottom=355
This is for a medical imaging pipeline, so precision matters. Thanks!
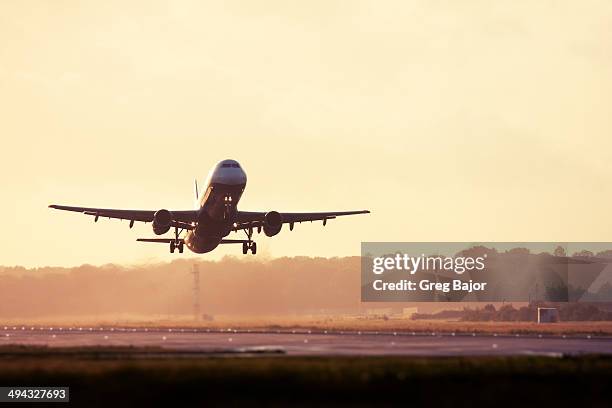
left=49, top=159, right=370, bottom=255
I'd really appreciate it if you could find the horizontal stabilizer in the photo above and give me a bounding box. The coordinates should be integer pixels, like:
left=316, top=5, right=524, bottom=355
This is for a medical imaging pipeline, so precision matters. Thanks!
left=137, top=238, right=184, bottom=244
left=220, top=239, right=251, bottom=244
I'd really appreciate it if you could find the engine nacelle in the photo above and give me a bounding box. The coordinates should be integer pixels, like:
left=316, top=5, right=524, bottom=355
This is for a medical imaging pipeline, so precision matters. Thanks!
left=263, top=211, right=283, bottom=237
left=152, top=209, right=173, bottom=235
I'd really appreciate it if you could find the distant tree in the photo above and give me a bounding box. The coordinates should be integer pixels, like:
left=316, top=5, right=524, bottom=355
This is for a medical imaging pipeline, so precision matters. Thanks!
left=553, top=246, right=566, bottom=257
left=572, top=250, right=594, bottom=258
left=596, top=250, right=612, bottom=259
left=497, top=304, right=518, bottom=321
left=507, top=247, right=530, bottom=255
left=483, top=304, right=496, bottom=312
left=457, top=246, right=498, bottom=258
left=517, top=305, right=536, bottom=321
left=560, top=303, right=602, bottom=321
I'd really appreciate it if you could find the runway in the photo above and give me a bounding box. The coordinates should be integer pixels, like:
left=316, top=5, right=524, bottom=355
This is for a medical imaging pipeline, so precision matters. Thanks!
left=2, top=326, right=612, bottom=356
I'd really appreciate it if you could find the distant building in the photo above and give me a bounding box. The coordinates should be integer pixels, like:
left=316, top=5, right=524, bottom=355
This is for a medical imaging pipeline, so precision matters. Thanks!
left=537, top=307, right=559, bottom=323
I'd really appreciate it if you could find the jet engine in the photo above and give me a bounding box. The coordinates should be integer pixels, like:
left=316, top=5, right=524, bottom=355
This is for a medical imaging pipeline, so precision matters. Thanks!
left=263, top=211, right=283, bottom=237
left=152, top=209, right=173, bottom=235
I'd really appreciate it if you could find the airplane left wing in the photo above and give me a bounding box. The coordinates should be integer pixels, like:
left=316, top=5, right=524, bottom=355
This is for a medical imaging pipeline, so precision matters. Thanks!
left=49, top=205, right=198, bottom=230
left=234, top=210, right=370, bottom=229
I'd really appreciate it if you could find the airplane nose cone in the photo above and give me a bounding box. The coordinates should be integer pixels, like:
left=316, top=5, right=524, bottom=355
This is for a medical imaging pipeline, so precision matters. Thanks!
left=212, top=168, right=247, bottom=186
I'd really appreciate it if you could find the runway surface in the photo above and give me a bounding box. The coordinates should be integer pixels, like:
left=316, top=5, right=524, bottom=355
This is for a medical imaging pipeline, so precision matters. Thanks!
left=2, top=326, right=612, bottom=356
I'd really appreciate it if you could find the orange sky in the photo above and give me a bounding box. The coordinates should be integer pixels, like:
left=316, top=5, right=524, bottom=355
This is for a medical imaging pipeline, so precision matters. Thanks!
left=1, top=1, right=612, bottom=267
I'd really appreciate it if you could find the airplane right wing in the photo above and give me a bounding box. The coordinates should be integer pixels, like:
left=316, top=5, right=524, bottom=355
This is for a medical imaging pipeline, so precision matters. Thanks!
left=49, top=205, right=199, bottom=230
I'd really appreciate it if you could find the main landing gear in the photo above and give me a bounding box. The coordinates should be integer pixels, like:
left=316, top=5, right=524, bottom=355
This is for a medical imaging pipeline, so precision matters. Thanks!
left=169, top=226, right=184, bottom=254
left=170, top=241, right=184, bottom=254
left=242, top=241, right=257, bottom=255
left=242, top=227, right=257, bottom=255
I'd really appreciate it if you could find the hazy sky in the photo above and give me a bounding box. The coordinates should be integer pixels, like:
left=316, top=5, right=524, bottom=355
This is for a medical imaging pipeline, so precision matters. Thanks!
left=1, top=0, right=611, bottom=267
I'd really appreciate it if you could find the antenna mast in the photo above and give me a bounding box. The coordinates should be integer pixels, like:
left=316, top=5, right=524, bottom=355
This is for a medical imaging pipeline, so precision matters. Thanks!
left=192, top=263, right=200, bottom=321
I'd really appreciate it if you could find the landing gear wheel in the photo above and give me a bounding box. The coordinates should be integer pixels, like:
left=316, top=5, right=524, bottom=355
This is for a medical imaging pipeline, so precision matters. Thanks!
left=241, top=227, right=257, bottom=255
left=170, top=241, right=176, bottom=253
left=178, top=242, right=184, bottom=253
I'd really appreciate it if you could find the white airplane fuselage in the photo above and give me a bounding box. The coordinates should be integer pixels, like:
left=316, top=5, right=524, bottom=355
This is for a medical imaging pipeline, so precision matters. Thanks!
left=184, top=159, right=247, bottom=253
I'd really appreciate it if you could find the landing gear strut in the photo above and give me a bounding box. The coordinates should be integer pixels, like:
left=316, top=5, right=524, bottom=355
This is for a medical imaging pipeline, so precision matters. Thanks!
left=169, top=227, right=184, bottom=254
left=242, top=227, right=257, bottom=255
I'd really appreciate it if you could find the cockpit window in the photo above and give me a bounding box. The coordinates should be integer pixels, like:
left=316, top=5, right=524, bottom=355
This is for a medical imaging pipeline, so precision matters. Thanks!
left=221, top=163, right=232, bottom=168
left=221, top=162, right=240, bottom=168
left=232, top=164, right=240, bottom=168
